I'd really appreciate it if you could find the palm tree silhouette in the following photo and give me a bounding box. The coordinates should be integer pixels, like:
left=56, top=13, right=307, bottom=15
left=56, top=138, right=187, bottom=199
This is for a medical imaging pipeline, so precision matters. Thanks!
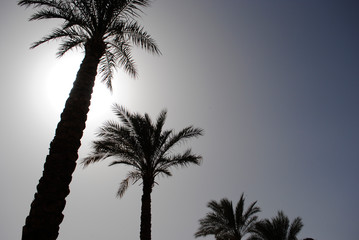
left=18, top=1, right=160, bottom=239
left=82, top=104, right=203, bottom=240
left=195, top=194, right=261, bottom=240
left=248, top=211, right=303, bottom=240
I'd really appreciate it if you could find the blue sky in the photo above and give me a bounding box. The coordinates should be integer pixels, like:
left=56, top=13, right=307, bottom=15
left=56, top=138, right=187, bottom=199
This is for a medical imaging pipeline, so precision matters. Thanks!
left=1, top=1, right=358, bottom=240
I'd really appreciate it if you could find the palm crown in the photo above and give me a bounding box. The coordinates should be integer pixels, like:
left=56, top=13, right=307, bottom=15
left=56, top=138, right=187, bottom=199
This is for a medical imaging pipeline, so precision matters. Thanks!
left=19, top=0, right=161, bottom=89
left=83, top=104, right=203, bottom=196
left=195, top=194, right=261, bottom=240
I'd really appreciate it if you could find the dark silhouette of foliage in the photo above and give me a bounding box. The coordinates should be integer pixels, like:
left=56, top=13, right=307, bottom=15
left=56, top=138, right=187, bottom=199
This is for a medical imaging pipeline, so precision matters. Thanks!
left=18, top=0, right=160, bottom=239
left=248, top=211, right=303, bottom=240
left=195, top=194, right=261, bottom=240
left=82, top=105, right=203, bottom=240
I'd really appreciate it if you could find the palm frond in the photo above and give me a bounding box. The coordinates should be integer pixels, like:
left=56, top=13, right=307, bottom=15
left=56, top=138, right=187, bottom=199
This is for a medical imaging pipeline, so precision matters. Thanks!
left=96, top=120, right=123, bottom=136
left=288, top=217, right=303, bottom=240
left=30, top=27, right=88, bottom=50
left=29, top=9, right=69, bottom=21
left=252, top=219, right=274, bottom=240
left=154, top=110, right=167, bottom=135
left=160, top=149, right=202, bottom=170
left=153, top=168, right=172, bottom=178
left=18, top=0, right=61, bottom=8
left=112, top=0, right=152, bottom=20
left=23, top=1, right=91, bottom=33
left=112, top=104, right=135, bottom=130
left=239, top=198, right=260, bottom=236
left=72, top=0, right=99, bottom=32
left=111, top=106, right=148, bottom=159
left=117, top=170, right=142, bottom=197
left=109, top=158, right=141, bottom=169
left=110, top=40, right=138, bottom=77
left=57, top=36, right=86, bottom=57
left=244, top=201, right=261, bottom=220
left=123, top=21, right=161, bottom=55
left=235, top=194, right=245, bottom=225
left=152, top=129, right=171, bottom=165
left=274, top=211, right=290, bottom=240
left=99, top=50, right=118, bottom=90
left=162, top=126, right=203, bottom=155
left=195, top=199, right=233, bottom=238
left=152, top=110, right=167, bottom=147
left=98, top=137, right=136, bottom=158
left=241, top=216, right=258, bottom=237
left=82, top=152, right=111, bottom=167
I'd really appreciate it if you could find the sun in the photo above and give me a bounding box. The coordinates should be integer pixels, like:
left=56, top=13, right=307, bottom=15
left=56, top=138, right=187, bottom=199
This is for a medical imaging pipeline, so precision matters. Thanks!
left=45, top=52, right=114, bottom=117
left=45, top=53, right=80, bottom=111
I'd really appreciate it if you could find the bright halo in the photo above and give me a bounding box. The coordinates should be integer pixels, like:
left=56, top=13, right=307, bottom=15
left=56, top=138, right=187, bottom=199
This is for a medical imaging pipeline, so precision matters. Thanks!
left=45, top=53, right=82, bottom=112
left=45, top=52, right=114, bottom=117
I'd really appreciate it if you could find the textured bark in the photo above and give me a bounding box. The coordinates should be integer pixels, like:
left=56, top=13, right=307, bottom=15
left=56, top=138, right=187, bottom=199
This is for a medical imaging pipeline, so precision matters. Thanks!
left=22, top=41, right=105, bottom=240
left=140, top=178, right=153, bottom=240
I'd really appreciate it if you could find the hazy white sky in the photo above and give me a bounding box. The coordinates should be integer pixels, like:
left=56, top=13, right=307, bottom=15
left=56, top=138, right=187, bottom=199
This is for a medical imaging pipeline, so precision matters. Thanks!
left=1, top=1, right=358, bottom=240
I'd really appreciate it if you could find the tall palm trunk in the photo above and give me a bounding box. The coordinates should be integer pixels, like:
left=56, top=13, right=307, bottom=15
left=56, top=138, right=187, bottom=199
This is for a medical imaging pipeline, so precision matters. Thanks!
left=140, top=178, right=153, bottom=240
left=22, top=41, right=105, bottom=240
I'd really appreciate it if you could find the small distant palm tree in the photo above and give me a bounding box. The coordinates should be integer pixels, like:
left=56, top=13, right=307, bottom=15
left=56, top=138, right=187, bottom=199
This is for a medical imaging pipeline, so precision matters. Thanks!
left=82, top=105, right=203, bottom=240
left=195, top=193, right=261, bottom=240
left=248, top=211, right=303, bottom=240
left=18, top=0, right=160, bottom=239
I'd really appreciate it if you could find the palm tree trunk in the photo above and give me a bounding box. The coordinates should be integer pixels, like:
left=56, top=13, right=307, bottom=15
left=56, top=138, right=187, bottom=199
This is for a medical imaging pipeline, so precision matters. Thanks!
left=140, top=178, right=153, bottom=240
left=22, top=41, right=105, bottom=240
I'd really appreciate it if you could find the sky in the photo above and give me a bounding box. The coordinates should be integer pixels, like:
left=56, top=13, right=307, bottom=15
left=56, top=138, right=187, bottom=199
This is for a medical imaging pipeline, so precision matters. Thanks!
left=1, top=0, right=358, bottom=240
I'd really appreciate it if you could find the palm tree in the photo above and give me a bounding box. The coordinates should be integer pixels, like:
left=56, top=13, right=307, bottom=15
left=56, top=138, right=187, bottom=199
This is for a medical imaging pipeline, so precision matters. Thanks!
left=82, top=104, right=203, bottom=240
left=18, top=1, right=160, bottom=239
left=248, top=211, right=303, bottom=240
left=195, top=193, right=261, bottom=240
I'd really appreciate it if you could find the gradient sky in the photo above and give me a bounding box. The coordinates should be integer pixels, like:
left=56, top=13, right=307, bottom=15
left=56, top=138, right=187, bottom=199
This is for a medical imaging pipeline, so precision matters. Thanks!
left=1, top=1, right=358, bottom=240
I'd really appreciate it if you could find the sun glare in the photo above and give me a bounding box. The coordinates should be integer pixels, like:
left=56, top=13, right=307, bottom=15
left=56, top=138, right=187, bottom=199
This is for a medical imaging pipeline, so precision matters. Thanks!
left=45, top=53, right=82, bottom=112
left=45, top=53, right=115, bottom=118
